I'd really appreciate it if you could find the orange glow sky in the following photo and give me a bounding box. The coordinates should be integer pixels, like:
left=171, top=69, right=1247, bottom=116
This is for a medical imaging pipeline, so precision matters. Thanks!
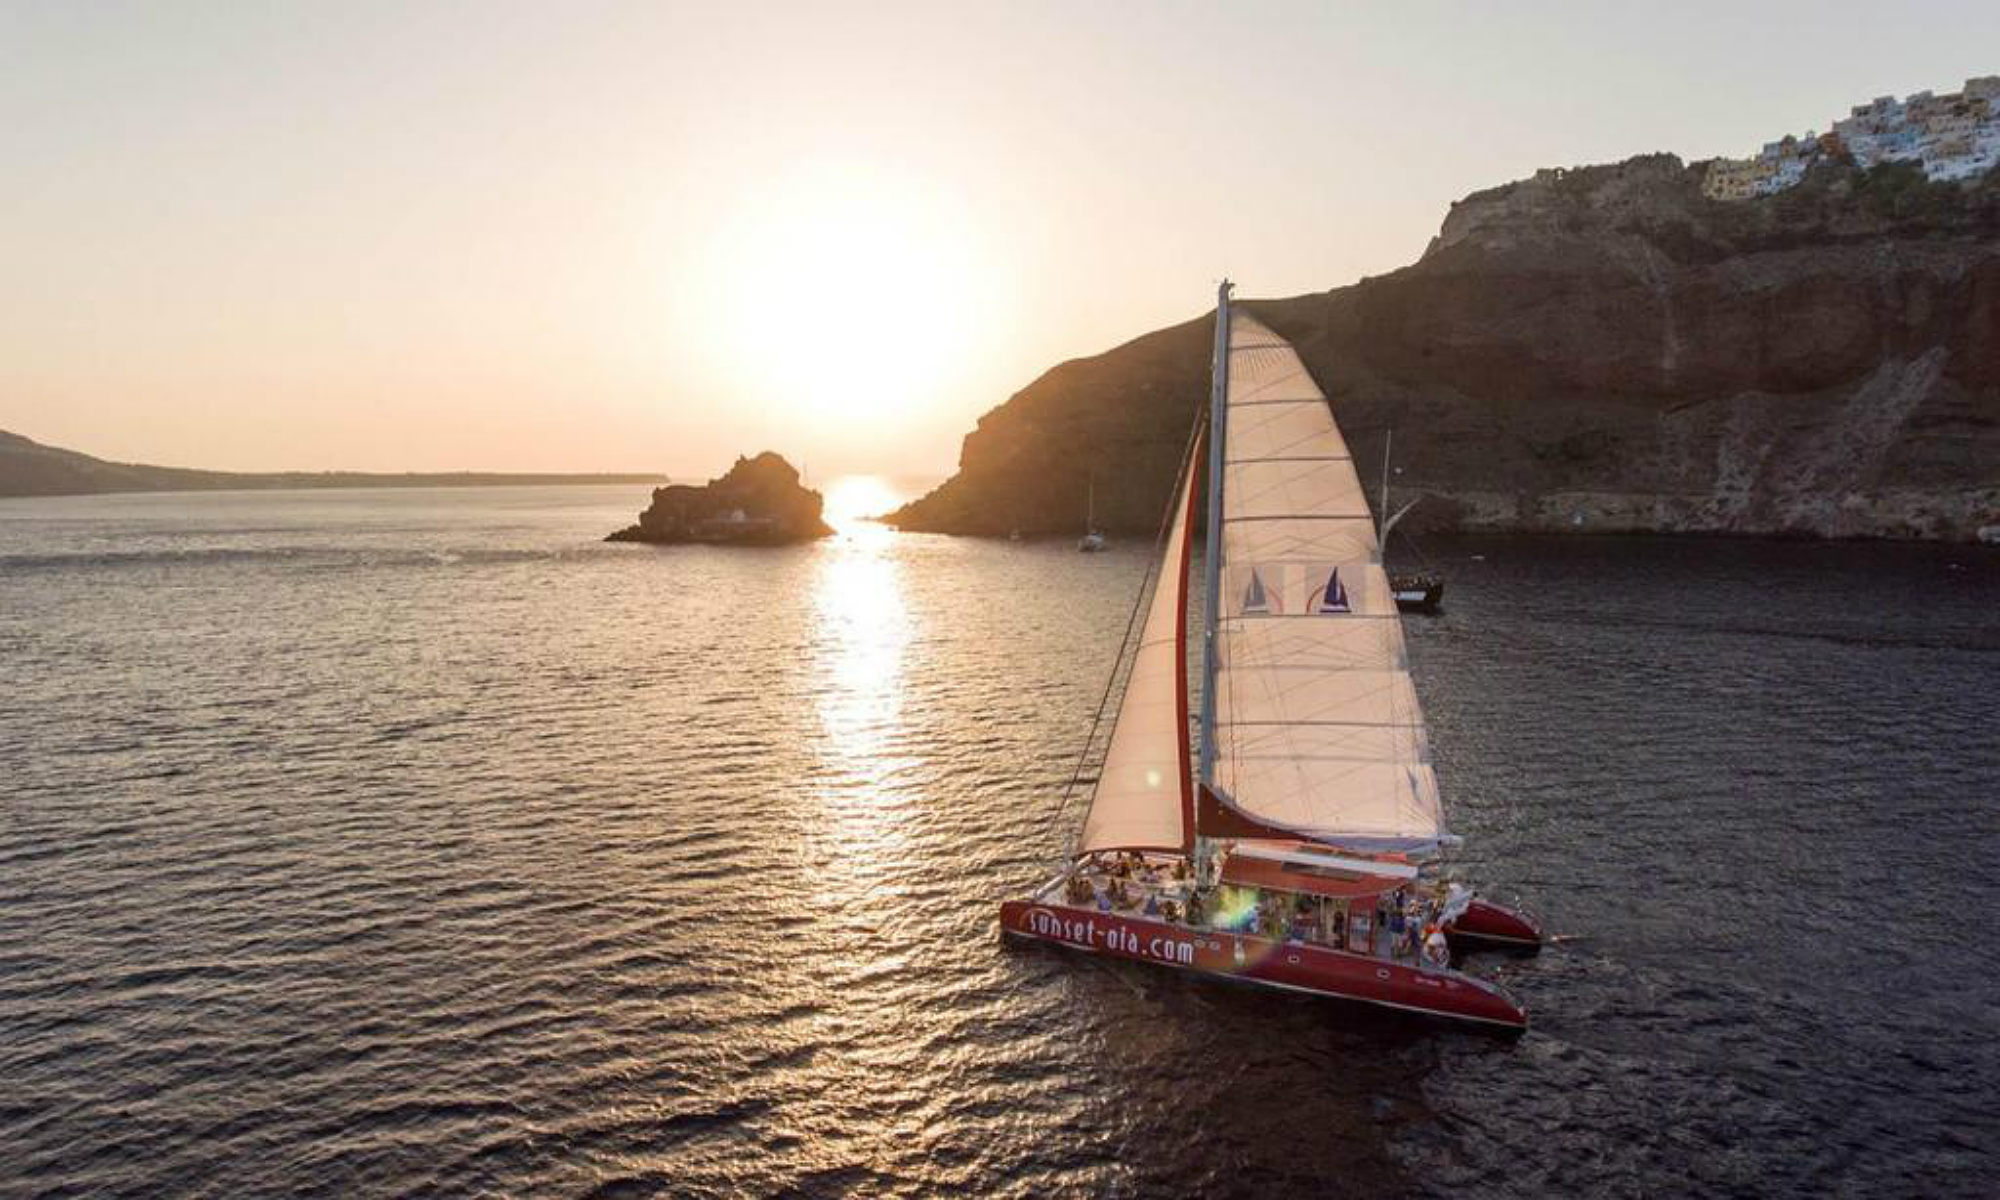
left=2, top=2, right=1992, bottom=478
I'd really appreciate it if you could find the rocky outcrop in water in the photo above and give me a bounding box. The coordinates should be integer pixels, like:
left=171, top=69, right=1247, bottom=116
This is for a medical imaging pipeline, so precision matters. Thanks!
left=890, top=155, right=2000, bottom=541
left=607, top=452, right=832, bottom=544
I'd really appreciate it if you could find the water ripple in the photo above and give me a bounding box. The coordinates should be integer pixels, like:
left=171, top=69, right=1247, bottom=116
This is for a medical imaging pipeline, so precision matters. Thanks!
left=1, top=490, right=1996, bottom=1196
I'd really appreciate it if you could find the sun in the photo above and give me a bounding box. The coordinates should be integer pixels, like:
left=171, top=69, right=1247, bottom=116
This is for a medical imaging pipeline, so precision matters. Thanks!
left=820, top=474, right=904, bottom=538
left=711, top=162, right=992, bottom=434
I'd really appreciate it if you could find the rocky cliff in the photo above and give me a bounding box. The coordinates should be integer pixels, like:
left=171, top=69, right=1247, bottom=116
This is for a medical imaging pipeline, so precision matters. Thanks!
left=607, top=452, right=832, bottom=544
left=890, top=155, right=2000, bottom=541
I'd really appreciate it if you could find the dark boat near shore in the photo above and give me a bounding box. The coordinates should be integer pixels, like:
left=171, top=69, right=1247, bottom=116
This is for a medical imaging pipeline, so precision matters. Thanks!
left=1379, top=432, right=1444, bottom=614
left=1391, top=572, right=1444, bottom=613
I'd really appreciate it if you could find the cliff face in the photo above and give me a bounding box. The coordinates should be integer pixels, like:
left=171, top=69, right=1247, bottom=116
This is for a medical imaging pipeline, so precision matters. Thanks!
left=608, top=452, right=832, bottom=544
left=891, top=155, right=2000, bottom=541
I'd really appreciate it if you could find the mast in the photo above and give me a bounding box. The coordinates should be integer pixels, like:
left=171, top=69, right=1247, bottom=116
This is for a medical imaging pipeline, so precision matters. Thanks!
left=1379, top=430, right=1392, bottom=543
left=1379, top=428, right=1422, bottom=545
left=1195, top=281, right=1232, bottom=880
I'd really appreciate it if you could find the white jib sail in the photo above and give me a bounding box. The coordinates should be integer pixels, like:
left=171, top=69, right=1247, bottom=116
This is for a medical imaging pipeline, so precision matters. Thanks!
left=1076, top=439, right=1198, bottom=855
left=1209, top=311, right=1445, bottom=852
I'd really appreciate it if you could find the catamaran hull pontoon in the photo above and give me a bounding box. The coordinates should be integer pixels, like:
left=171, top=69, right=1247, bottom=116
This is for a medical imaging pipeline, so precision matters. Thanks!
left=1001, top=896, right=1531, bottom=1031
left=1445, top=898, right=1543, bottom=950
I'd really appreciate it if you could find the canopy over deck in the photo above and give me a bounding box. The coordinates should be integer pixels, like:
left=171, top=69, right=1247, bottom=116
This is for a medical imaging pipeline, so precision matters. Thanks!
left=1220, top=843, right=1410, bottom=901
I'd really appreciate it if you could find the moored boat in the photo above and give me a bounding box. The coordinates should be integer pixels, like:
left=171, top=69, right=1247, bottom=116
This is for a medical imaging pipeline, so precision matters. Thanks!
left=1390, top=572, right=1444, bottom=613
left=1078, top=476, right=1106, bottom=552
left=1377, top=432, right=1444, bottom=614
left=1000, top=282, right=1540, bottom=1031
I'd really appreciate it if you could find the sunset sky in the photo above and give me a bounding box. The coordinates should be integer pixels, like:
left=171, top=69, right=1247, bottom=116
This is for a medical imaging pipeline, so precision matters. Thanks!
left=3, top=1, right=1993, bottom=479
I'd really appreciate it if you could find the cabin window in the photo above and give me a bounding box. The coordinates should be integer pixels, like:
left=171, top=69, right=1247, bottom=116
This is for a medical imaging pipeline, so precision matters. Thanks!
left=1321, top=899, right=1347, bottom=946
left=1347, top=907, right=1373, bottom=954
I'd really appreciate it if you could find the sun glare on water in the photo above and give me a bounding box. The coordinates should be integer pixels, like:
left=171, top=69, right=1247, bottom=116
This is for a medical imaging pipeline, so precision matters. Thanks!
left=821, top=474, right=903, bottom=539
left=809, top=470, right=916, bottom=911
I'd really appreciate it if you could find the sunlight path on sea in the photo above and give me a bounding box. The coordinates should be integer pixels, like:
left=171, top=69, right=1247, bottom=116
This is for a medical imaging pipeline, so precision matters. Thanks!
left=809, top=516, right=918, bottom=916
left=789, top=514, right=936, bottom=1175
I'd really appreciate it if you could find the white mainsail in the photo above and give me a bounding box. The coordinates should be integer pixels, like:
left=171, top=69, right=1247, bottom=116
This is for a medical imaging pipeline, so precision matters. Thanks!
left=1075, top=434, right=1200, bottom=854
left=1206, top=309, right=1446, bottom=852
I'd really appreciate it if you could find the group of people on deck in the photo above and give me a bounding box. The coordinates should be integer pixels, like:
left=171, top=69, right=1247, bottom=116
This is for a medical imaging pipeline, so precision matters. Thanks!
left=1061, top=854, right=1454, bottom=970
left=1258, top=884, right=1452, bottom=968
left=1064, top=852, right=1188, bottom=923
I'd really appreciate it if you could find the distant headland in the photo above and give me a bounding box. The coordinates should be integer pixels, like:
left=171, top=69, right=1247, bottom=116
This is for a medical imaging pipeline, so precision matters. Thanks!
left=606, top=452, right=832, bottom=545
left=890, top=78, right=2000, bottom=543
left=0, top=430, right=667, bottom=499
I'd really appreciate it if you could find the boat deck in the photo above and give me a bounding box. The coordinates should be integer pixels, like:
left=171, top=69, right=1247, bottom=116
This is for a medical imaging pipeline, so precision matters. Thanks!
left=1051, top=851, right=1467, bottom=970
left=1002, top=850, right=1540, bottom=1030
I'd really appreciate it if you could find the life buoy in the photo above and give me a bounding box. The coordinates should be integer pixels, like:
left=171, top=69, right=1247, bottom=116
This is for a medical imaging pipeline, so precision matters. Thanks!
left=1423, top=928, right=1451, bottom=969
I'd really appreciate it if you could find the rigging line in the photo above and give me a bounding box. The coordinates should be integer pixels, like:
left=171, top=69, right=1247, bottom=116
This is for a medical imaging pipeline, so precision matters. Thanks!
left=1218, top=718, right=1428, bottom=728
left=1043, top=409, right=1206, bottom=861
left=1222, top=455, right=1353, bottom=465
left=1222, top=513, right=1376, bottom=522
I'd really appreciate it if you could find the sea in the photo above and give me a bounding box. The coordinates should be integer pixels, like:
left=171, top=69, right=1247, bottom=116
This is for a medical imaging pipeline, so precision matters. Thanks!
left=2, top=484, right=1996, bottom=1199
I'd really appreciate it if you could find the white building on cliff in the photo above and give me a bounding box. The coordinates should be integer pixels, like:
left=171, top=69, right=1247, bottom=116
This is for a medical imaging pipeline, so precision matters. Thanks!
left=1702, top=76, right=2000, bottom=200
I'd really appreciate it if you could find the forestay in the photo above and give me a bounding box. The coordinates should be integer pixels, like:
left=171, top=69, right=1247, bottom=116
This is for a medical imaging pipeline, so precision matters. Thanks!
left=1076, top=431, right=1200, bottom=854
left=1208, top=312, right=1445, bottom=852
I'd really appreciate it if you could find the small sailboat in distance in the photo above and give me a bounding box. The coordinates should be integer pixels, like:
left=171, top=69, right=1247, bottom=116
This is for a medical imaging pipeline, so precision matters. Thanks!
left=1378, top=431, right=1443, bottom=613
left=1001, top=282, right=1541, bottom=1031
left=1078, top=475, right=1107, bottom=552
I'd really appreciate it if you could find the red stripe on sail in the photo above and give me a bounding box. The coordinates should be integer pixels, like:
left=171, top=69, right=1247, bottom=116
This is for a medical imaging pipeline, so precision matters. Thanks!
left=1175, top=428, right=1203, bottom=854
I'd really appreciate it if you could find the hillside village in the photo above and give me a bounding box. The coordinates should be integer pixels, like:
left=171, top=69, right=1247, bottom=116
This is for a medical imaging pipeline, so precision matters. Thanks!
left=1703, top=76, right=2000, bottom=200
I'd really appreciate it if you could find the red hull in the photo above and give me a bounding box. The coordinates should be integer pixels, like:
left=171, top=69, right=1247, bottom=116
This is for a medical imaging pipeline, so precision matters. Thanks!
left=1000, top=900, right=1527, bottom=1031
left=1446, top=899, right=1544, bottom=950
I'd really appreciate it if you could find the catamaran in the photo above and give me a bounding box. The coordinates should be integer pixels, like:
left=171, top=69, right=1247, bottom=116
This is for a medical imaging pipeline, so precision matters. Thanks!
left=1001, top=283, right=1541, bottom=1031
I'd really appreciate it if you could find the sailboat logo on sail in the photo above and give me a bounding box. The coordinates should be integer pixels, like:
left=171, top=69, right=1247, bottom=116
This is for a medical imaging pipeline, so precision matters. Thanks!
left=1314, top=567, right=1352, bottom=614
left=1242, top=568, right=1277, bottom=615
